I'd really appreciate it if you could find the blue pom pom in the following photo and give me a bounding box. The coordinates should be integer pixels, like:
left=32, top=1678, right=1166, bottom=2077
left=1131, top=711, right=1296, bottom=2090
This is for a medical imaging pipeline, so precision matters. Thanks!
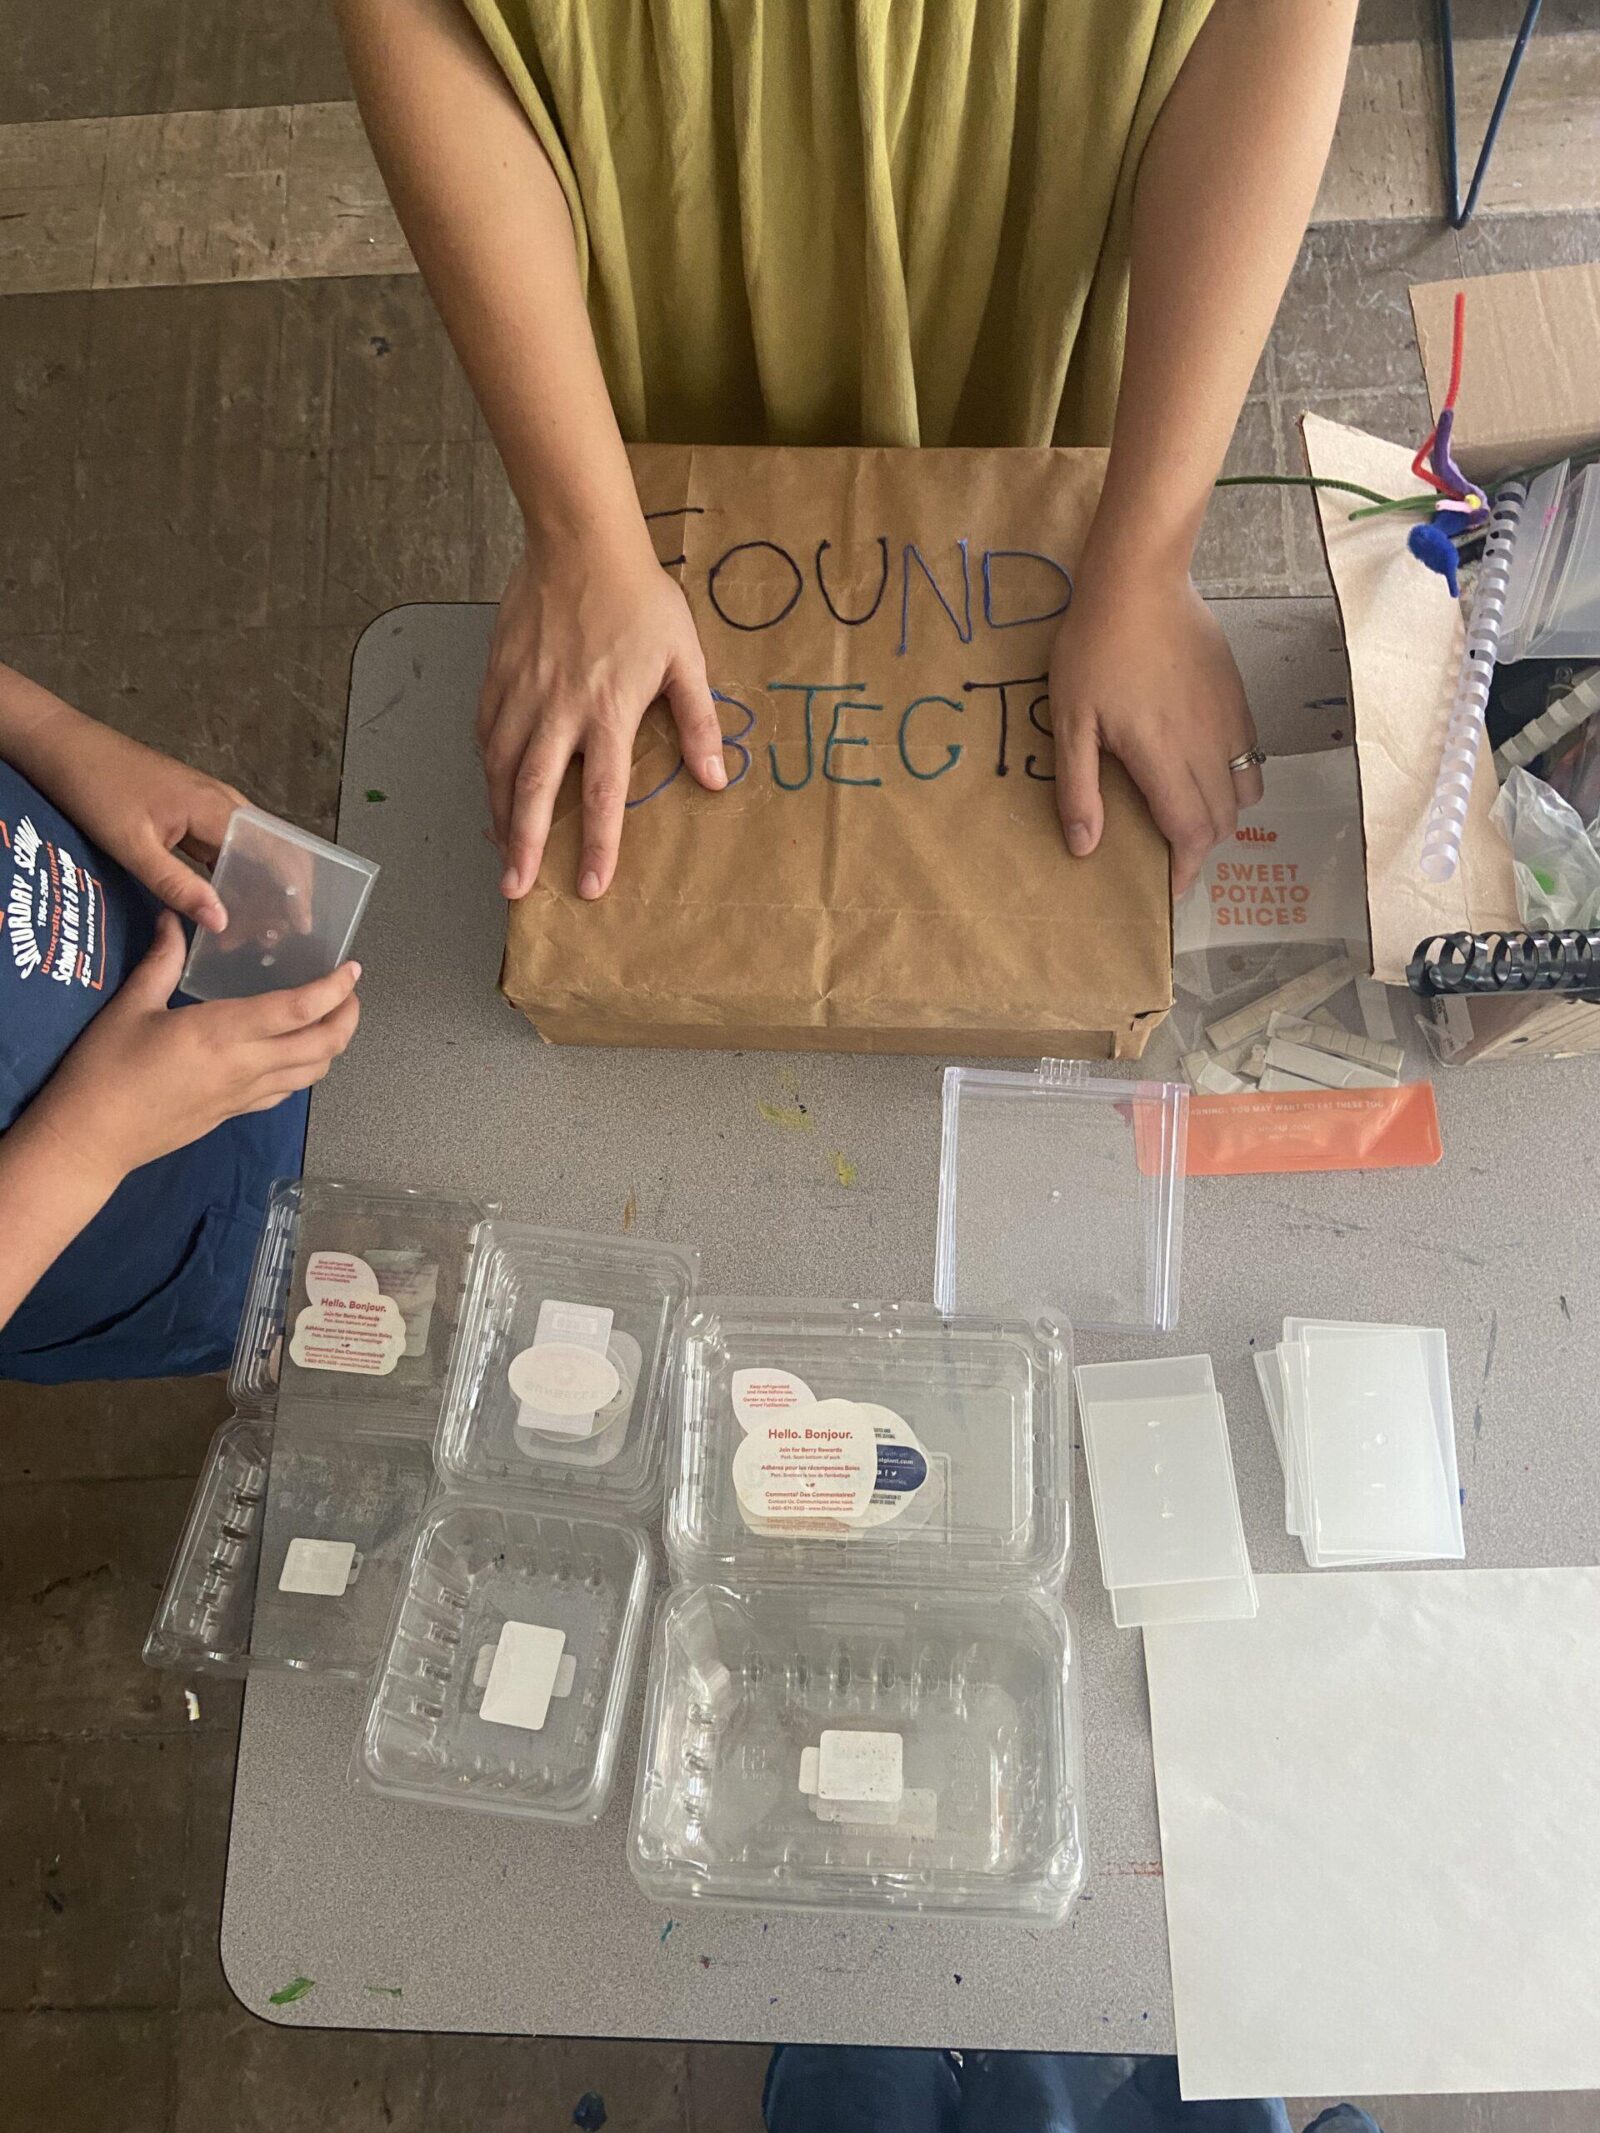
left=1408, top=520, right=1460, bottom=598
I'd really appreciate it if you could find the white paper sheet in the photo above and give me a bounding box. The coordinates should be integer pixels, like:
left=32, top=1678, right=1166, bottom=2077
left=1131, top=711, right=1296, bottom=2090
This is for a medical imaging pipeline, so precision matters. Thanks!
left=1145, top=1570, right=1600, bottom=2099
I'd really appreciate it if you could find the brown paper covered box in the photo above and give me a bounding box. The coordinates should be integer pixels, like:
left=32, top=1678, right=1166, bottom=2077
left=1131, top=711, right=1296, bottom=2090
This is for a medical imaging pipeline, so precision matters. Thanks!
left=502, top=444, right=1172, bottom=1058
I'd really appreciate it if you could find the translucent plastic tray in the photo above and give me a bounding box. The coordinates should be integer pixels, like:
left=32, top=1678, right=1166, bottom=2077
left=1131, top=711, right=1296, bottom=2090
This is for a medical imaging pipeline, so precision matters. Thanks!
left=664, top=1300, right=1071, bottom=1591
left=356, top=1499, right=652, bottom=1823
left=434, top=1222, right=698, bottom=1519
left=181, top=804, right=377, bottom=1002
left=144, top=1414, right=272, bottom=1675
left=630, top=1582, right=1085, bottom=1922
left=1074, top=1355, right=1256, bottom=1627
left=249, top=1426, right=437, bottom=1679
left=935, top=1060, right=1186, bottom=1333
left=233, top=1178, right=488, bottom=1429
left=1498, top=460, right=1600, bottom=666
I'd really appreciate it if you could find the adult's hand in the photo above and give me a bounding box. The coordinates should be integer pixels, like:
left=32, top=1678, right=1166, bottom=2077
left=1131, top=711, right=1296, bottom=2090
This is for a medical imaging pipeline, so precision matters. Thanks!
left=1048, top=559, right=1263, bottom=896
left=478, top=537, right=728, bottom=902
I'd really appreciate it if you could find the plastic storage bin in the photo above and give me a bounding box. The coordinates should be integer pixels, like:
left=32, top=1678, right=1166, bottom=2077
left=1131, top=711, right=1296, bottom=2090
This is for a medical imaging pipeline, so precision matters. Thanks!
left=935, top=1059, right=1187, bottom=1333
left=630, top=1582, right=1086, bottom=1922
left=181, top=804, right=377, bottom=1002
left=1497, top=460, right=1600, bottom=667
left=665, top=1300, right=1070, bottom=1590
left=434, top=1221, right=697, bottom=1519
left=355, top=1500, right=652, bottom=1823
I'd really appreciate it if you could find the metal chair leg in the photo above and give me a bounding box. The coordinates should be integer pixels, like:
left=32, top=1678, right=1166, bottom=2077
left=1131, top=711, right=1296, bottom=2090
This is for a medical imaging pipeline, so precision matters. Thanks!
left=1437, top=0, right=1546, bottom=230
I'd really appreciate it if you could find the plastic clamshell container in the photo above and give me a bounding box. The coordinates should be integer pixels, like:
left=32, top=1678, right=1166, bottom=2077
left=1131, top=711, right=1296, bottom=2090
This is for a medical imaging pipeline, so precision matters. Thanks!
left=435, top=1222, right=698, bottom=1519
left=181, top=804, right=377, bottom=1002
left=665, top=1300, right=1071, bottom=1591
left=629, top=1582, right=1086, bottom=1922
left=1074, top=1354, right=1256, bottom=1627
left=356, top=1499, right=652, bottom=1823
left=144, top=1414, right=272, bottom=1675
left=935, top=1060, right=1186, bottom=1334
left=1281, top=1319, right=1463, bottom=1566
left=237, top=1178, right=488, bottom=1431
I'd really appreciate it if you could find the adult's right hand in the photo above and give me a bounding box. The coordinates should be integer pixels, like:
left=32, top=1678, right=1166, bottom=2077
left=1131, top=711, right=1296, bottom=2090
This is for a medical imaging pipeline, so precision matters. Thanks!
left=478, top=537, right=727, bottom=902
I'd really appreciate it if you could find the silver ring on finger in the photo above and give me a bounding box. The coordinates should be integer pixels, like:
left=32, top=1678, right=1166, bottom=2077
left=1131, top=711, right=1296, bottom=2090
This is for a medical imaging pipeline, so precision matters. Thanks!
left=1228, top=746, right=1267, bottom=774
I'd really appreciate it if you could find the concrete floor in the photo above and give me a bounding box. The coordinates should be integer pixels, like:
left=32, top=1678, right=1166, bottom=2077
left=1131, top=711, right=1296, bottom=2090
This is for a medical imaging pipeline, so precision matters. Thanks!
left=3, top=2, right=1599, bottom=2127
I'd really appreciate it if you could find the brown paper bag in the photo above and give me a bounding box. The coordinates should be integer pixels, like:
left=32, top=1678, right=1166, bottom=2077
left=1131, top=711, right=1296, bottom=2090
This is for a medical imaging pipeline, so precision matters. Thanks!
left=502, top=444, right=1172, bottom=1057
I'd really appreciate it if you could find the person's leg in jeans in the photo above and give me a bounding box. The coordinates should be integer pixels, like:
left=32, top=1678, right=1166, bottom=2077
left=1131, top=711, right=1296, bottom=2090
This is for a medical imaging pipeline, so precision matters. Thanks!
left=957, top=2052, right=1299, bottom=2132
left=763, top=2045, right=961, bottom=2133
left=1303, top=2111, right=1384, bottom=2133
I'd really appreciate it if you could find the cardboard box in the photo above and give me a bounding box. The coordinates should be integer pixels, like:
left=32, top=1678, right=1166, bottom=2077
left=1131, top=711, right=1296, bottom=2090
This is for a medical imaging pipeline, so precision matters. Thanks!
left=1303, top=260, right=1600, bottom=1062
left=501, top=444, right=1172, bottom=1058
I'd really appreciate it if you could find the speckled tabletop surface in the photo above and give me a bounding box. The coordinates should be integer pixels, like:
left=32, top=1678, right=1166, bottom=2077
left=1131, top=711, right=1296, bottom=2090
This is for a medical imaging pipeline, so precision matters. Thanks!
left=222, top=598, right=1600, bottom=2043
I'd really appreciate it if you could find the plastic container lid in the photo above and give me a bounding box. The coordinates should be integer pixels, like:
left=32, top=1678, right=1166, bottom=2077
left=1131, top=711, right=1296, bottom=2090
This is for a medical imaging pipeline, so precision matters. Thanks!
left=356, top=1499, right=653, bottom=1823
left=181, top=805, right=377, bottom=1002
left=1280, top=1319, right=1463, bottom=1566
left=935, top=1060, right=1186, bottom=1334
left=629, top=1581, right=1086, bottom=1922
left=233, top=1178, right=488, bottom=1431
left=1074, top=1355, right=1256, bottom=1627
left=664, top=1299, right=1071, bottom=1591
left=434, top=1222, right=698, bottom=1519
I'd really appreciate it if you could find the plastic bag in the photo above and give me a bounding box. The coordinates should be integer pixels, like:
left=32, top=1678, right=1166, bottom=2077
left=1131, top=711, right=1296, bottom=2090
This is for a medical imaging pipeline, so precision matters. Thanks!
left=1488, top=766, right=1600, bottom=928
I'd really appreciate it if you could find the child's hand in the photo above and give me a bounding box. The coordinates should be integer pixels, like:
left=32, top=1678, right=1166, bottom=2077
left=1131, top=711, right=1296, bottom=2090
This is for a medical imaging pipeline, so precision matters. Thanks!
left=17, top=699, right=247, bottom=934
left=1048, top=559, right=1264, bottom=896
left=477, top=538, right=727, bottom=902
left=26, top=914, right=361, bottom=1191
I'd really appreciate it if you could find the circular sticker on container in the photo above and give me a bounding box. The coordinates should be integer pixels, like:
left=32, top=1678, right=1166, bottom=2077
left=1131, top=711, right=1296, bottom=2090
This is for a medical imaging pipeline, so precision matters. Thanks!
left=304, top=1250, right=381, bottom=1300
left=732, top=1367, right=815, bottom=1430
left=508, top=1341, right=621, bottom=1417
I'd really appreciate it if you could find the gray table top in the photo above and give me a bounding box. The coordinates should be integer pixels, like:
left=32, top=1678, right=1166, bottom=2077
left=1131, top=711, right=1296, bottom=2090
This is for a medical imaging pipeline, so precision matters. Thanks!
left=223, top=598, right=1600, bottom=2047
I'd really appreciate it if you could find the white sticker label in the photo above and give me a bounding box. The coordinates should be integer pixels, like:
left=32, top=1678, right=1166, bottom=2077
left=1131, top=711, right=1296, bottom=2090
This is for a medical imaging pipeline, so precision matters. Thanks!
left=366, top=1250, right=438, bottom=1357
left=479, top=1621, right=567, bottom=1731
left=475, top=1641, right=576, bottom=1700
left=510, top=1299, right=617, bottom=1438
left=814, top=1788, right=939, bottom=1837
left=732, top=1367, right=815, bottom=1430
left=278, top=1537, right=357, bottom=1596
left=290, top=1252, right=406, bottom=1375
left=818, top=1728, right=903, bottom=1804
left=732, top=1399, right=877, bottom=1524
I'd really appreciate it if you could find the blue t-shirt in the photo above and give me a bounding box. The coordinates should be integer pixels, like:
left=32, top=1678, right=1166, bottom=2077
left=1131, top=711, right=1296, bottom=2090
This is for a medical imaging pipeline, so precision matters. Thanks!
left=0, top=762, right=308, bottom=1383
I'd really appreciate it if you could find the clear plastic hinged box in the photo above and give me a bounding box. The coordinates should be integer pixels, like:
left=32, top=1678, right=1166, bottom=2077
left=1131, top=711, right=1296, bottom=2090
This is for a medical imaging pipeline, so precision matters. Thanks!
left=181, top=804, right=377, bottom=1003
left=664, top=1299, right=1071, bottom=1590
left=935, top=1059, right=1187, bottom=1334
left=630, top=1582, right=1086, bottom=1923
left=633, top=1296, right=1086, bottom=1922
left=144, top=1177, right=491, bottom=1680
left=354, top=1499, right=653, bottom=1824
left=434, top=1221, right=698, bottom=1520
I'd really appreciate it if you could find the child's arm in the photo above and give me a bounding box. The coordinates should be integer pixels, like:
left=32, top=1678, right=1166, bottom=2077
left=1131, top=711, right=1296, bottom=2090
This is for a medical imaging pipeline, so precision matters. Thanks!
left=0, top=914, right=360, bottom=1337
left=1050, top=0, right=1358, bottom=892
left=333, top=0, right=724, bottom=904
left=0, top=662, right=242, bottom=933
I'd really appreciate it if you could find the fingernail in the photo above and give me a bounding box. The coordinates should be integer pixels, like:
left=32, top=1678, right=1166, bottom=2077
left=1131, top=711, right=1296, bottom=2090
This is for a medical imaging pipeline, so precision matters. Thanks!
left=1066, top=822, right=1095, bottom=857
left=578, top=870, right=602, bottom=900
left=349, top=962, right=362, bottom=982
left=703, top=755, right=728, bottom=790
left=499, top=868, right=518, bottom=899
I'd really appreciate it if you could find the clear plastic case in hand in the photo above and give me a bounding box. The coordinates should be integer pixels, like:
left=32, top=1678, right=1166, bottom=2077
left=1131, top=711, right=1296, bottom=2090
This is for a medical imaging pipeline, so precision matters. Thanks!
left=181, top=805, right=377, bottom=1002
left=630, top=1582, right=1086, bottom=1922
left=355, top=1500, right=653, bottom=1824
left=665, top=1299, right=1071, bottom=1590
left=935, top=1060, right=1187, bottom=1334
left=434, top=1221, right=697, bottom=1519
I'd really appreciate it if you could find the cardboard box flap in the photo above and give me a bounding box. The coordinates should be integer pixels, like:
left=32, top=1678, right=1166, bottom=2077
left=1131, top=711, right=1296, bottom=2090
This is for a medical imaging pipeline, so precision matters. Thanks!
left=502, top=443, right=1172, bottom=1056
left=1412, top=263, right=1600, bottom=482
left=1300, top=412, right=1518, bottom=985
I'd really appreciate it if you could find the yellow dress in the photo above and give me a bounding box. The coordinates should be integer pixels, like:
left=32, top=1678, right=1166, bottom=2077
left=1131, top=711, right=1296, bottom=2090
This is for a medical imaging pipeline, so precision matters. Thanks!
left=464, top=0, right=1212, bottom=449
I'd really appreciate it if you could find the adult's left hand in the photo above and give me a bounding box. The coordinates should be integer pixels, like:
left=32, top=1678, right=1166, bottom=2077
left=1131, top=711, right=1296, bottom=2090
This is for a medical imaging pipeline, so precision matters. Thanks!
left=1048, top=558, right=1264, bottom=896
